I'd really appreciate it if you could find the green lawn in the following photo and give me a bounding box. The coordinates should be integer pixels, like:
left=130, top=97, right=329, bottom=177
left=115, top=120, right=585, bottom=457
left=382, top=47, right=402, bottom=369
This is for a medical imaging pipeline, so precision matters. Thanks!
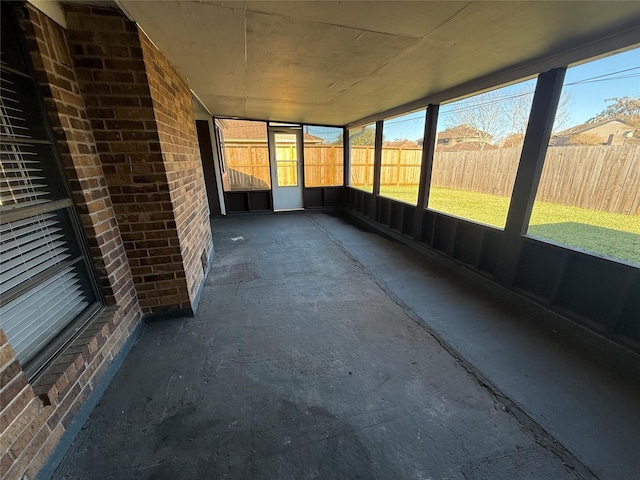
left=379, top=186, right=640, bottom=265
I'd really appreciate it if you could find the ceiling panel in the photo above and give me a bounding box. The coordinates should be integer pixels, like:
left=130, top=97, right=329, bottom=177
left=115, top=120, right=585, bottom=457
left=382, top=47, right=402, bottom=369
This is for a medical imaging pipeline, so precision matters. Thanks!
left=244, top=10, right=418, bottom=102
left=117, top=0, right=640, bottom=126
left=242, top=1, right=469, bottom=39
left=123, top=1, right=247, bottom=97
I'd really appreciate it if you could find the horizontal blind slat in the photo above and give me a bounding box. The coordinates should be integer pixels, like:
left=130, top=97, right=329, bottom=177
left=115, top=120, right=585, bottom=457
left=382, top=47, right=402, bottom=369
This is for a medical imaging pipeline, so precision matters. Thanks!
left=17, top=300, right=88, bottom=365
left=0, top=248, right=71, bottom=292
left=0, top=213, right=72, bottom=292
left=7, top=280, right=83, bottom=338
left=0, top=214, right=56, bottom=234
left=0, top=180, right=46, bottom=189
left=0, top=189, right=49, bottom=202
left=1, top=215, right=65, bottom=255
left=0, top=167, right=42, bottom=173
left=0, top=234, right=65, bottom=266
left=1, top=84, right=52, bottom=209
left=0, top=267, right=78, bottom=317
left=0, top=221, right=60, bottom=254
left=0, top=268, right=88, bottom=364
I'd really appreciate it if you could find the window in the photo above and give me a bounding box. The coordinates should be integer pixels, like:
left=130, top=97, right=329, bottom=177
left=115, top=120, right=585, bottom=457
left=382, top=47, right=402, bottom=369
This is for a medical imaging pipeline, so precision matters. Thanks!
left=349, top=123, right=376, bottom=193
left=273, top=132, right=299, bottom=187
left=427, top=79, right=536, bottom=228
left=528, top=47, right=640, bottom=266
left=303, top=126, right=343, bottom=187
left=217, top=119, right=271, bottom=191
left=1, top=6, right=101, bottom=376
left=380, top=109, right=426, bottom=205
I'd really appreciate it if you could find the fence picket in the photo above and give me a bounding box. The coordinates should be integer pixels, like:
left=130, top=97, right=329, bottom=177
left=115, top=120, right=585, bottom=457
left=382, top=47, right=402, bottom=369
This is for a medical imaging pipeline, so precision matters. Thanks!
left=223, top=144, right=639, bottom=214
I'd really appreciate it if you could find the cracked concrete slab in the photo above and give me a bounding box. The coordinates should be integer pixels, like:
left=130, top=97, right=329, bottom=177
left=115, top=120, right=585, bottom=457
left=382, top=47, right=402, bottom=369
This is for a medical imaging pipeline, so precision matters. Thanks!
left=48, top=213, right=636, bottom=480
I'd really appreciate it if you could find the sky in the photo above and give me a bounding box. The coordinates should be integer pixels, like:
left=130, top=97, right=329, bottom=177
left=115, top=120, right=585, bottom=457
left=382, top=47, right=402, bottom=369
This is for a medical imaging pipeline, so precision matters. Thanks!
left=311, top=46, right=640, bottom=143
left=562, top=47, right=639, bottom=125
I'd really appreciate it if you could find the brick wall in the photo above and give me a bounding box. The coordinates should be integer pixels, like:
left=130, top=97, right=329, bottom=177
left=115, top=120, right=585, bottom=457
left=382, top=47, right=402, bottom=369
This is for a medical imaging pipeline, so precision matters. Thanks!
left=0, top=306, right=137, bottom=480
left=16, top=1, right=143, bottom=358
left=19, top=4, right=138, bottom=312
left=2, top=4, right=213, bottom=478
left=0, top=5, right=133, bottom=480
left=0, top=329, right=59, bottom=480
left=64, top=4, right=211, bottom=314
left=140, top=32, right=213, bottom=305
left=1, top=7, right=143, bottom=479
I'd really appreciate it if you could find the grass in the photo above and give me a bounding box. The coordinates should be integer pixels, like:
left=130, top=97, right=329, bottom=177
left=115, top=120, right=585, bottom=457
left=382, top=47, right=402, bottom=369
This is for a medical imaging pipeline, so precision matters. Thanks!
left=378, top=185, right=640, bottom=266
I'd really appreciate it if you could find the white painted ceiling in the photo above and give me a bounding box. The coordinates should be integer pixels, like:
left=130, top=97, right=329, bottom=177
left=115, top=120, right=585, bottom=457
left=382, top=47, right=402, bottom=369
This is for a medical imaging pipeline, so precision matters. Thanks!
left=115, top=1, right=640, bottom=126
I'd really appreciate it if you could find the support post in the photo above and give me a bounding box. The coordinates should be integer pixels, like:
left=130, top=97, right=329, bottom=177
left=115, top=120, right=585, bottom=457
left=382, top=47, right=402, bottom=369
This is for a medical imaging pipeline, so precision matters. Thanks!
left=413, top=104, right=439, bottom=241
left=495, top=67, right=567, bottom=284
left=343, top=126, right=350, bottom=188
left=371, top=120, right=384, bottom=219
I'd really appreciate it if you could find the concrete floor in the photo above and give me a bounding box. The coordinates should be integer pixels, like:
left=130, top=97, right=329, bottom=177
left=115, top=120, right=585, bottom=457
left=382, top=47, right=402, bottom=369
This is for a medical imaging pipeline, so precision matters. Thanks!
left=50, top=213, right=640, bottom=480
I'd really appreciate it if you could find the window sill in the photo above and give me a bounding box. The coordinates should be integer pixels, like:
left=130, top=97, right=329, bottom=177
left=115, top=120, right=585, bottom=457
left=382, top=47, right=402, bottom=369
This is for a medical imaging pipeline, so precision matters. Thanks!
left=31, top=305, right=120, bottom=406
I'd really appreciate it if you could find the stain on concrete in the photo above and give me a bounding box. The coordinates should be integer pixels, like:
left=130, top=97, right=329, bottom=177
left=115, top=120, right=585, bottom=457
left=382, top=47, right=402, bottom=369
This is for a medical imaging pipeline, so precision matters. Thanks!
left=209, top=261, right=260, bottom=285
left=50, top=213, right=612, bottom=480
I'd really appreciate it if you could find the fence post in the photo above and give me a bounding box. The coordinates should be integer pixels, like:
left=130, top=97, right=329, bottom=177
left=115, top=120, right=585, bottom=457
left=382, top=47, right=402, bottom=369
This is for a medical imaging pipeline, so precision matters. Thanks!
left=330, top=145, right=335, bottom=186
left=247, top=145, right=253, bottom=189
left=343, top=127, right=350, bottom=189
left=413, top=104, right=439, bottom=240
left=495, top=67, right=567, bottom=285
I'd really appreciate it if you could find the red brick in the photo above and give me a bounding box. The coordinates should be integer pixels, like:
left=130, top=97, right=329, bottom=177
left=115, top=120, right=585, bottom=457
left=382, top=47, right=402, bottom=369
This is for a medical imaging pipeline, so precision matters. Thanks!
left=0, top=385, right=34, bottom=431
left=73, top=57, right=103, bottom=69
left=8, top=405, right=51, bottom=458
left=92, top=70, right=134, bottom=83
left=0, top=373, right=28, bottom=408
left=1, top=452, right=14, bottom=474
left=3, top=422, right=52, bottom=480
left=24, top=423, right=64, bottom=479
left=104, top=58, right=145, bottom=70
left=1, top=360, right=22, bottom=388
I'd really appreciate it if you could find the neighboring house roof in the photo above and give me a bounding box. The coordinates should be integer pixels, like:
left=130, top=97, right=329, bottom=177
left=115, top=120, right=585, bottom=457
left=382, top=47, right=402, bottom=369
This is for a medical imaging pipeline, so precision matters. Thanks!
left=382, top=140, right=420, bottom=148
left=438, top=142, right=498, bottom=152
left=219, top=119, right=324, bottom=143
left=555, top=118, right=635, bottom=137
left=302, top=134, right=325, bottom=143
left=551, top=118, right=638, bottom=146
left=219, top=119, right=268, bottom=142
left=437, top=124, right=493, bottom=141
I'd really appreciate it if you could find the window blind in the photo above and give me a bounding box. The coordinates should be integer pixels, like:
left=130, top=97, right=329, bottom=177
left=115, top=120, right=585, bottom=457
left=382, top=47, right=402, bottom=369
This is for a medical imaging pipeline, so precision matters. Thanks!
left=0, top=214, right=69, bottom=294
left=0, top=266, right=88, bottom=365
left=0, top=4, right=101, bottom=372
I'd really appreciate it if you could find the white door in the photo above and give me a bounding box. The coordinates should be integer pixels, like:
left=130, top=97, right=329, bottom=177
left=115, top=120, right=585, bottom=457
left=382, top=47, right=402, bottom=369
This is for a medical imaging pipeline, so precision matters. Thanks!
left=269, top=128, right=304, bottom=211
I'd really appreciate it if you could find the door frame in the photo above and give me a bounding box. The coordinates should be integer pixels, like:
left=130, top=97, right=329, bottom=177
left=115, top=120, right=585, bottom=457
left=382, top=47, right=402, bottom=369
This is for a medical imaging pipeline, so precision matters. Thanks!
left=268, top=126, right=304, bottom=211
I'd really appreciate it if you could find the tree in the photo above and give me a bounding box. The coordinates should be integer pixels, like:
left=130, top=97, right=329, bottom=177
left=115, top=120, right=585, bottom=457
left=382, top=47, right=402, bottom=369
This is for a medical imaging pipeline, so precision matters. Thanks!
left=445, top=89, right=509, bottom=149
left=334, top=126, right=377, bottom=146
left=587, top=96, right=640, bottom=128
left=501, top=133, right=525, bottom=148
left=552, top=91, right=573, bottom=133
left=445, top=87, right=572, bottom=147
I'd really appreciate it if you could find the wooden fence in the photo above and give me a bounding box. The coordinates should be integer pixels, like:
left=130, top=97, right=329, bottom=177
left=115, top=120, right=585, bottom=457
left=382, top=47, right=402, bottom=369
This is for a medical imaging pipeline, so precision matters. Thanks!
left=225, top=145, right=271, bottom=190
left=536, top=146, right=640, bottom=215
left=225, top=145, right=344, bottom=189
left=304, top=145, right=344, bottom=187
left=224, top=144, right=640, bottom=215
